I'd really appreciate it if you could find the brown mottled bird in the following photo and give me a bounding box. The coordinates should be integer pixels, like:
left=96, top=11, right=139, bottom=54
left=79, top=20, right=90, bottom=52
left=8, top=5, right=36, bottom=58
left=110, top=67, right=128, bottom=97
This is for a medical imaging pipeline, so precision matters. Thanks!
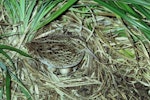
left=25, top=34, right=85, bottom=75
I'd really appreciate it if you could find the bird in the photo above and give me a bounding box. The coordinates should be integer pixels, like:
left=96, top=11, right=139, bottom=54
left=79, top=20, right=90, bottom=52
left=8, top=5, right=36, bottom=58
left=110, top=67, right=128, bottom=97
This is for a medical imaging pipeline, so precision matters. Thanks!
left=25, top=33, right=85, bottom=75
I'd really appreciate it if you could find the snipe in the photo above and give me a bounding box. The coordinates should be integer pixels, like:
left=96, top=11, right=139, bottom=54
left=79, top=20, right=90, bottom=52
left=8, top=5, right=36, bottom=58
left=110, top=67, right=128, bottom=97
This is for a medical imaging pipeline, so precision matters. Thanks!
left=25, top=34, right=85, bottom=75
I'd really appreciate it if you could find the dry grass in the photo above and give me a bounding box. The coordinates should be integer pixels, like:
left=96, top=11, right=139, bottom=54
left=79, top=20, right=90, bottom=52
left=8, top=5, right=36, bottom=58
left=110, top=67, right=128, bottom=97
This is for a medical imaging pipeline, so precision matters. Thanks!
left=1, top=1, right=150, bottom=100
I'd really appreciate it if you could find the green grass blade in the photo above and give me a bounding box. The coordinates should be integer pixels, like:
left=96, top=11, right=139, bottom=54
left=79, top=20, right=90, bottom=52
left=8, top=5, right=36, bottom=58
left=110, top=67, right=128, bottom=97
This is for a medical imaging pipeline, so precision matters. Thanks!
left=19, top=0, right=25, bottom=21
left=24, top=0, right=37, bottom=28
left=133, top=4, right=150, bottom=20
left=6, top=71, right=11, bottom=100
left=0, top=50, right=15, bottom=69
left=115, top=2, right=142, bottom=18
left=93, top=0, right=150, bottom=40
left=3, top=0, right=15, bottom=22
left=9, top=72, right=32, bottom=100
left=0, top=44, right=31, bottom=69
left=121, top=0, right=150, bottom=6
left=0, top=44, right=32, bottom=58
left=4, top=0, right=20, bottom=23
left=35, top=0, right=78, bottom=30
left=31, top=0, right=62, bottom=31
left=0, top=62, right=32, bottom=99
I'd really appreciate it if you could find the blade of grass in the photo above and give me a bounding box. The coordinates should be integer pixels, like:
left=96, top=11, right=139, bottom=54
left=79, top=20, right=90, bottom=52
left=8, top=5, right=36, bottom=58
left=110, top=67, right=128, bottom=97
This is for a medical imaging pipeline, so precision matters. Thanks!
left=31, top=0, right=63, bottom=31
left=0, top=62, right=32, bottom=100
left=0, top=44, right=31, bottom=69
left=0, top=49, right=15, bottom=69
left=24, top=0, right=37, bottom=28
left=35, top=0, right=78, bottom=30
left=120, top=0, right=150, bottom=6
left=115, top=2, right=142, bottom=18
left=0, top=62, right=11, bottom=100
left=0, top=44, right=32, bottom=58
left=93, top=0, right=150, bottom=40
left=133, top=4, right=150, bottom=20
left=9, top=71, right=32, bottom=100
left=31, top=1, right=58, bottom=30
left=6, top=71, right=11, bottom=100
left=19, top=0, right=25, bottom=21
left=4, top=0, right=20, bottom=23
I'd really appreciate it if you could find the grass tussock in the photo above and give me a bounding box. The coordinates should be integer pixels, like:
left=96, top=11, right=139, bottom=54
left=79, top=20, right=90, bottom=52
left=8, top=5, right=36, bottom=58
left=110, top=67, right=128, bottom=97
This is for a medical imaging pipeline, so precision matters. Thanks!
left=0, top=0, right=150, bottom=100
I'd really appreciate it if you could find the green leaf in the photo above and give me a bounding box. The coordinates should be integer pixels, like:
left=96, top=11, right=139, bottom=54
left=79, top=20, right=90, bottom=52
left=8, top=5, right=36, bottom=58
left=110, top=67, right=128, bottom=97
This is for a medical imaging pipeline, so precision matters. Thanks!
left=120, top=0, right=150, bottom=6
left=0, top=62, right=32, bottom=99
left=0, top=44, right=32, bottom=58
left=6, top=71, right=11, bottom=100
left=9, top=72, right=32, bottom=100
left=115, top=2, right=142, bottom=18
left=24, top=0, right=37, bottom=28
left=133, top=4, right=150, bottom=20
left=93, top=0, right=150, bottom=40
left=0, top=49, right=15, bottom=69
left=35, top=0, right=78, bottom=30
left=119, top=49, right=135, bottom=58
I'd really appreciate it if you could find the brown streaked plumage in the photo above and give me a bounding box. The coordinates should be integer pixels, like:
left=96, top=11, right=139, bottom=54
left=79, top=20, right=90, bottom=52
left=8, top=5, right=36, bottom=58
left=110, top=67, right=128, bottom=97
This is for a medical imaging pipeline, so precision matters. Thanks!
left=25, top=34, right=85, bottom=69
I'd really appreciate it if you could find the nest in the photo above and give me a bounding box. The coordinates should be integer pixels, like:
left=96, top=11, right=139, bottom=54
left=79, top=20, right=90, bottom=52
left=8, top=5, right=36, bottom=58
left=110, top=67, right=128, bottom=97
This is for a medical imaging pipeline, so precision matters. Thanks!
left=1, top=1, right=150, bottom=100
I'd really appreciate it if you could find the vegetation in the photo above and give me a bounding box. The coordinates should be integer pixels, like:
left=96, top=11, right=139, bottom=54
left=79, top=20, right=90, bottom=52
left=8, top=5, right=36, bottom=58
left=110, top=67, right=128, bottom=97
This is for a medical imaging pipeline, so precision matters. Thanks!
left=0, top=0, right=150, bottom=99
